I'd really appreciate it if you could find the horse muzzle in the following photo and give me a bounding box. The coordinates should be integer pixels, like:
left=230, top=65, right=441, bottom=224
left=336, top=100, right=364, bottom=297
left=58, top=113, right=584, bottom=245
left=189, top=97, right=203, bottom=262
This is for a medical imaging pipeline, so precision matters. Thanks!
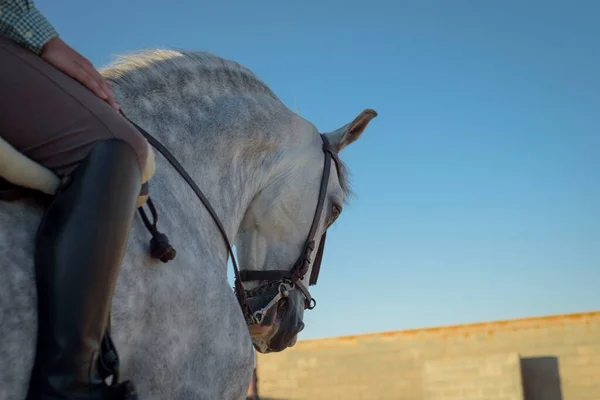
left=263, top=289, right=306, bottom=352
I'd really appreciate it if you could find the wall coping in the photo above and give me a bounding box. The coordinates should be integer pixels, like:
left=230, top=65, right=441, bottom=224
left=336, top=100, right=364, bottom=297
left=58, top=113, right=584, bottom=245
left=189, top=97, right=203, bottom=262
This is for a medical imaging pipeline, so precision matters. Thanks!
left=288, top=311, right=600, bottom=349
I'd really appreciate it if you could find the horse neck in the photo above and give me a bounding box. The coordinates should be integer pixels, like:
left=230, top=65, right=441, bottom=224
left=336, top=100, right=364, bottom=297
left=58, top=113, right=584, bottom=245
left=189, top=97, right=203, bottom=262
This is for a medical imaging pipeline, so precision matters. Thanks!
left=116, top=88, right=289, bottom=257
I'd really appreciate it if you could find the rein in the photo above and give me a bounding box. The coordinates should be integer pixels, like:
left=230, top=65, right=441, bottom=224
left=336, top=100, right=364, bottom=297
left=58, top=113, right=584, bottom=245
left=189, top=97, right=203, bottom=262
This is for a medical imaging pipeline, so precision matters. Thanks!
left=120, top=111, right=250, bottom=317
left=120, top=110, right=335, bottom=325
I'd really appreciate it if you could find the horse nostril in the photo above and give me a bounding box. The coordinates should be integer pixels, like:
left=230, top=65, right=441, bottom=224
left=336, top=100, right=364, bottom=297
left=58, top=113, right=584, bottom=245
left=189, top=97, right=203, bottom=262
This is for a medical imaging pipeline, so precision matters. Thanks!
left=297, top=321, right=305, bottom=333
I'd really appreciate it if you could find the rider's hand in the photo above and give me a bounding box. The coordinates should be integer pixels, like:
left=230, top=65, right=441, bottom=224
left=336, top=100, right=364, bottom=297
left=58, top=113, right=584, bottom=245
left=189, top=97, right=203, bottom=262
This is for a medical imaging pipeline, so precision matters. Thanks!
left=40, top=37, right=120, bottom=111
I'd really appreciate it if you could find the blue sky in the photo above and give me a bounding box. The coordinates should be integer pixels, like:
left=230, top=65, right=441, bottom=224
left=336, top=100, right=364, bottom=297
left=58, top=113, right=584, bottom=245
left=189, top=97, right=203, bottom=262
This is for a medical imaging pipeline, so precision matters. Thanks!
left=39, top=0, right=599, bottom=340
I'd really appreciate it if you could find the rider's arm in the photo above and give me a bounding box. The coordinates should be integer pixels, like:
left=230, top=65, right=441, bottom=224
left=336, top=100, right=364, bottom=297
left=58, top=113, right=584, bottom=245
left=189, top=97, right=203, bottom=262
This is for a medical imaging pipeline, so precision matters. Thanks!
left=0, top=0, right=58, bottom=54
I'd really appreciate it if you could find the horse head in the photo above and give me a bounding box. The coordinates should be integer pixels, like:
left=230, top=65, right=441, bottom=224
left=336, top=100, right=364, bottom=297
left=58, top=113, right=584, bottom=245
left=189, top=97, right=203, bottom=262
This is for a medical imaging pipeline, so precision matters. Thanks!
left=235, top=109, right=377, bottom=353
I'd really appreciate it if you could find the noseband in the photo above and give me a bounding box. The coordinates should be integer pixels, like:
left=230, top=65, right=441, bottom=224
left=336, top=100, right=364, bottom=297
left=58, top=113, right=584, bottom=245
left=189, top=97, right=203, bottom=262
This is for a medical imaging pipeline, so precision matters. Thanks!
left=122, top=111, right=338, bottom=325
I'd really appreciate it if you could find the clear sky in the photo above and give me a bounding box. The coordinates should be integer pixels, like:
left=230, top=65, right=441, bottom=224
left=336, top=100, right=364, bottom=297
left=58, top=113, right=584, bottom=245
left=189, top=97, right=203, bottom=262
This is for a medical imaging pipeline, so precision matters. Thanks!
left=38, top=0, right=599, bottom=341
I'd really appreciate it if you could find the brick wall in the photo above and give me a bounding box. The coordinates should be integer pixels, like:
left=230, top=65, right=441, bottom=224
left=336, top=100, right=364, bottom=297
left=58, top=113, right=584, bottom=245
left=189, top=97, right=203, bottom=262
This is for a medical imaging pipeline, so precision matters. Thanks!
left=255, top=312, right=600, bottom=400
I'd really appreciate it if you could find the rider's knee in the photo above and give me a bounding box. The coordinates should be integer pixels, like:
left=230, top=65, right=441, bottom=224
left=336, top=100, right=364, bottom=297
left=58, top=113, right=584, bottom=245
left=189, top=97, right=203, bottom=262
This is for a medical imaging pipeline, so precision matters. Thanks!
left=88, top=120, right=155, bottom=208
left=121, top=128, right=155, bottom=208
left=111, top=119, right=156, bottom=197
left=117, top=123, right=151, bottom=179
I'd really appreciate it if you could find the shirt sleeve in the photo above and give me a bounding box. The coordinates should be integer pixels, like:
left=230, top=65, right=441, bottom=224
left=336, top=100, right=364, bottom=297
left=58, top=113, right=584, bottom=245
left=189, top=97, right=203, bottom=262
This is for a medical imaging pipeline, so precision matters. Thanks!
left=0, top=0, right=58, bottom=54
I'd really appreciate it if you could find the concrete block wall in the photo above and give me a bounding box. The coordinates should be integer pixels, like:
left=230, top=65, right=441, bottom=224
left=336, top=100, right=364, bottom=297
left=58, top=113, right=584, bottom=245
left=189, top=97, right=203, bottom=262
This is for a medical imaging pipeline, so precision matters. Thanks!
left=422, top=353, right=524, bottom=400
left=255, top=312, right=600, bottom=400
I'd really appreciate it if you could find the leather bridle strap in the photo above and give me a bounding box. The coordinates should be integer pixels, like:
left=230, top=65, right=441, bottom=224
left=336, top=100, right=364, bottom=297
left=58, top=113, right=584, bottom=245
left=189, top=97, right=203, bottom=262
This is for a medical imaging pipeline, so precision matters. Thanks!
left=308, top=232, right=326, bottom=285
left=239, top=135, right=334, bottom=288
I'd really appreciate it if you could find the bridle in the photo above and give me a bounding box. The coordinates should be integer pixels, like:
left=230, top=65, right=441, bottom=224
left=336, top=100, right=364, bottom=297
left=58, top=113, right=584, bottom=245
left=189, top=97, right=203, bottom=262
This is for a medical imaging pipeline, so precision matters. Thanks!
left=121, top=111, right=339, bottom=325
left=238, top=134, right=339, bottom=324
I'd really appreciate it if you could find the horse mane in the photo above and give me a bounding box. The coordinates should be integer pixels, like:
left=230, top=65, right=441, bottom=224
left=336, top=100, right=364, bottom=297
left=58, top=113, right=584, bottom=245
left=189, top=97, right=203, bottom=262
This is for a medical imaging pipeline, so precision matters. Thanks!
left=100, top=48, right=353, bottom=201
left=100, top=49, right=281, bottom=102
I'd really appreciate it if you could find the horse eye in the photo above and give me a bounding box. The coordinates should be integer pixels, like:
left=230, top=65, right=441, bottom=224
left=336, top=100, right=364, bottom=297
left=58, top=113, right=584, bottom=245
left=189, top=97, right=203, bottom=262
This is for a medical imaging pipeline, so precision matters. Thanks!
left=325, top=204, right=342, bottom=229
left=331, top=205, right=342, bottom=220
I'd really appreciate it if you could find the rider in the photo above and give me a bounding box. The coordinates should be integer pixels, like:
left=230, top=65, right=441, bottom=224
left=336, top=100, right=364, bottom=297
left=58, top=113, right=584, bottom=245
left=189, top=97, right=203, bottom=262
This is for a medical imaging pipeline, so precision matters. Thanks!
left=1, top=1, right=150, bottom=398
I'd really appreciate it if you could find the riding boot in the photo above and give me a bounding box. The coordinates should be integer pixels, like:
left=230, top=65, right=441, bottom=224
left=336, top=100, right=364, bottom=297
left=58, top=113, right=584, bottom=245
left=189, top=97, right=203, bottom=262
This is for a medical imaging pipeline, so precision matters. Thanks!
left=26, top=139, right=142, bottom=400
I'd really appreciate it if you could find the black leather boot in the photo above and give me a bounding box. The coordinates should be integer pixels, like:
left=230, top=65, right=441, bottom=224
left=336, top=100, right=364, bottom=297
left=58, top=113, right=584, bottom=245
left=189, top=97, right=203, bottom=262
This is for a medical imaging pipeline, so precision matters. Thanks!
left=26, top=139, right=142, bottom=400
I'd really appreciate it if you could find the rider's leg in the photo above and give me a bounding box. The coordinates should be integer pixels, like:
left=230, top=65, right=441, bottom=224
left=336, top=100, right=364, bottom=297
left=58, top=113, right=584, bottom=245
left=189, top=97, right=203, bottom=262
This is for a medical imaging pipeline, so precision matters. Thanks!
left=28, top=138, right=141, bottom=399
left=0, top=34, right=149, bottom=176
left=0, top=35, right=149, bottom=398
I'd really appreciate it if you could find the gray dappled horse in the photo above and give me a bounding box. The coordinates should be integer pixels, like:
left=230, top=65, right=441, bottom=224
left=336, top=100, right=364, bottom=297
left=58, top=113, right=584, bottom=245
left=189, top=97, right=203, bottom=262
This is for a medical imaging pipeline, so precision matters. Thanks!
left=0, top=50, right=377, bottom=400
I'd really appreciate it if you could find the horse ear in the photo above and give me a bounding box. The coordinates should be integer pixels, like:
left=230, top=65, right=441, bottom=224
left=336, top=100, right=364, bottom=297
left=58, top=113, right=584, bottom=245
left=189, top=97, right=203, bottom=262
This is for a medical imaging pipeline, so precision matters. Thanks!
left=323, top=109, right=377, bottom=153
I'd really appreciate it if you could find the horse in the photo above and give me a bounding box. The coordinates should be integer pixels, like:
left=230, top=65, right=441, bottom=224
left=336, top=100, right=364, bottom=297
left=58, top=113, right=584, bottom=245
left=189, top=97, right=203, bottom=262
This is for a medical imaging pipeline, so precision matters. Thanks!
left=0, top=49, right=377, bottom=399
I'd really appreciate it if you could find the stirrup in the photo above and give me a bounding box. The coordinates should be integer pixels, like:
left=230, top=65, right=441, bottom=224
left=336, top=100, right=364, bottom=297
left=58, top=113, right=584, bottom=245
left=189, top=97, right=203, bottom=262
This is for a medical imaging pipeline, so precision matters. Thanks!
left=98, top=329, right=121, bottom=385
left=97, top=330, right=138, bottom=400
